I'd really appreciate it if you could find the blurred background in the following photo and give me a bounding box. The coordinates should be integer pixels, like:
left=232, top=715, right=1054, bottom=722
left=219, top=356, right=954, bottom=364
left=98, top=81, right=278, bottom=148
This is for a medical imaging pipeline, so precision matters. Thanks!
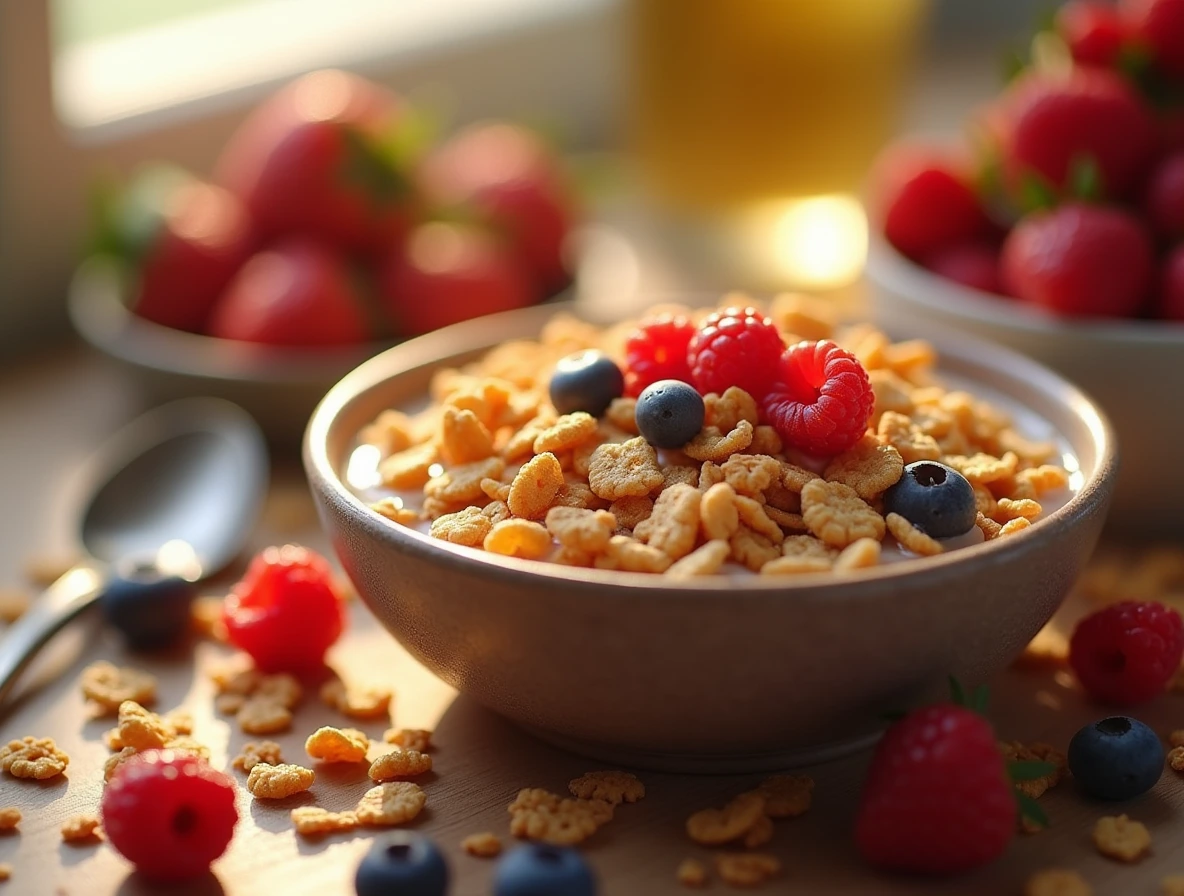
left=0, top=0, right=1048, bottom=361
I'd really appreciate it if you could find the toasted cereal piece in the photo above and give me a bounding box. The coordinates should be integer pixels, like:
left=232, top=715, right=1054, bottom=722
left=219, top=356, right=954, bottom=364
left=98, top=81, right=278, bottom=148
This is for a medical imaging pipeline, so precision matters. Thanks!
left=440, top=407, right=495, bottom=465
left=0, top=808, right=19, bottom=832
left=998, top=429, right=1058, bottom=465
left=189, top=595, right=226, bottom=640
left=1093, top=814, right=1151, bottom=862
left=103, top=747, right=138, bottom=782
left=1168, top=745, right=1184, bottom=772
left=320, top=679, right=392, bottom=720
left=749, top=425, right=783, bottom=456
left=256, top=674, right=302, bottom=709
left=80, top=662, right=157, bottom=714
left=430, top=506, right=494, bottom=547
left=823, top=435, right=904, bottom=500
left=379, top=442, right=438, bottom=489
left=704, top=387, right=759, bottom=432
left=508, top=453, right=565, bottom=520
left=605, top=398, right=640, bottom=435
left=834, top=538, right=881, bottom=571
left=686, top=791, right=766, bottom=846
left=552, top=478, right=604, bottom=511
left=594, top=536, right=673, bottom=574
left=361, top=408, right=415, bottom=454
left=306, top=727, right=369, bottom=764
left=993, top=498, right=1043, bottom=523
left=667, top=540, right=731, bottom=577
left=801, top=479, right=885, bottom=548
left=676, top=858, right=708, bottom=888
left=568, top=770, right=645, bottom=805
left=698, top=461, right=724, bottom=490
left=769, top=293, right=836, bottom=341
left=1017, top=626, right=1071, bottom=668
left=587, top=438, right=665, bottom=500
left=508, top=788, right=613, bottom=845
left=484, top=519, right=553, bottom=560
left=545, top=506, right=616, bottom=554
left=0, top=863, right=10, bottom=882
left=232, top=741, right=284, bottom=773
left=607, top=495, right=653, bottom=531
left=634, top=484, right=701, bottom=560
left=876, top=411, right=942, bottom=465
left=732, top=494, right=784, bottom=544
left=761, top=555, right=831, bottom=575
left=291, top=806, right=359, bottom=837
left=998, top=741, right=1067, bottom=799
left=662, top=465, right=700, bottom=490
left=743, top=812, right=773, bottom=847
left=482, top=500, right=512, bottom=525
left=0, top=588, right=30, bottom=624
left=1023, top=869, right=1092, bottom=896
left=943, top=452, right=1018, bottom=486
left=683, top=420, right=755, bottom=463
left=215, top=693, right=246, bottom=716
left=755, top=774, right=813, bottom=817
left=973, top=485, right=998, bottom=517
left=163, top=736, right=211, bottom=762
left=1018, top=465, right=1071, bottom=495
left=0, top=737, right=69, bottom=780
left=384, top=728, right=432, bottom=752
left=425, top=457, right=506, bottom=504
left=461, top=832, right=503, bottom=858
left=356, top=782, right=427, bottom=827
left=535, top=412, right=599, bottom=455
left=60, top=814, right=101, bottom=843
left=481, top=478, right=511, bottom=502
left=729, top=527, right=781, bottom=572
left=715, top=852, right=781, bottom=887
left=886, top=513, right=943, bottom=557
left=108, top=701, right=174, bottom=751
left=369, top=747, right=432, bottom=781
left=975, top=512, right=1003, bottom=540
left=246, top=763, right=315, bottom=799
left=238, top=696, right=292, bottom=735
left=780, top=462, right=820, bottom=493
left=700, top=483, right=740, bottom=541
left=1163, top=874, right=1184, bottom=896
left=1000, top=517, right=1032, bottom=537
left=370, top=498, right=420, bottom=526
left=209, top=655, right=261, bottom=695
left=720, top=454, right=782, bottom=497
left=780, top=534, right=840, bottom=564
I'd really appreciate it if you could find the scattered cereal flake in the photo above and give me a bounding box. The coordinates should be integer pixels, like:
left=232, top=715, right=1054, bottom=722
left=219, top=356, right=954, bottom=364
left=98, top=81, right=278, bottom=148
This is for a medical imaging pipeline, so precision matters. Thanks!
left=1023, top=869, right=1092, bottom=896
left=605, top=398, right=640, bottom=435
left=441, top=407, right=496, bottom=465
left=1018, top=465, right=1071, bottom=495
left=1000, top=518, right=1033, bottom=537
left=732, top=494, right=785, bottom=544
left=164, top=736, right=211, bottom=762
left=484, top=518, right=554, bottom=560
left=700, top=483, right=741, bottom=541
left=508, top=453, right=565, bottom=520
left=634, top=484, right=701, bottom=560
left=430, top=506, right=494, bottom=547
left=508, top=788, right=613, bottom=845
left=535, top=412, right=598, bottom=454
left=975, top=512, right=1004, bottom=540
left=357, top=782, right=426, bottom=827
left=801, top=479, right=885, bottom=548
left=0, top=737, right=68, bottom=780
left=209, top=655, right=261, bottom=695
left=0, top=808, right=19, bottom=832
left=683, top=420, right=755, bottom=463
left=215, top=693, right=246, bottom=716
left=594, top=536, right=673, bottom=574
left=676, top=858, right=708, bottom=888
left=60, top=814, right=101, bottom=843
left=291, top=806, right=359, bottom=836
left=823, top=435, right=904, bottom=500
left=361, top=408, right=415, bottom=454
left=720, top=454, right=782, bottom=497
left=545, top=506, right=615, bottom=554
left=379, top=442, right=439, bottom=490
left=729, top=527, right=781, bottom=573
left=369, top=747, right=432, bottom=781
left=742, top=812, right=774, bottom=848
left=109, top=701, right=174, bottom=751
left=232, top=741, right=284, bottom=773
left=238, top=696, right=292, bottom=735
left=103, top=747, right=137, bottom=782
left=80, top=662, right=157, bottom=714
left=704, top=387, right=760, bottom=432
left=320, top=679, right=392, bottom=720
left=999, top=741, right=1067, bottom=799
left=662, top=465, right=701, bottom=490
left=944, top=452, right=1019, bottom=485
left=756, top=774, right=814, bottom=818
left=686, top=791, right=767, bottom=846
left=886, top=513, right=943, bottom=557
left=1093, top=814, right=1151, bottom=862
left=834, top=538, right=881, bottom=571
left=1018, top=626, right=1070, bottom=667
left=667, top=540, right=731, bottom=577
left=715, top=852, right=781, bottom=888
left=483, top=500, right=512, bottom=525
left=246, top=763, right=315, bottom=799
left=607, top=495, right=653, bottom=531
left=306, top=727, right=369, bottom=764
left=1168, top=745, right=1184, bottom=772
left=190, top=595, right=227, bottom=641
left=0, top=588, right=30, bottom=624
left=462, top=832, right=503, bottom=858
left=770, top=293, right=836, bottom=341
left=425, top=456, right=506, bottom=504
left=587, top=438, right=665, bottom=500
left=994, top=498, right=1043, bottom=523
left=1162, top=874, right=1184, bottom=896
left=568, top=770, right=645, bottom=805
left=256, top=674, right=302, bottom=709
left=384, top=728, right=432, bottom=752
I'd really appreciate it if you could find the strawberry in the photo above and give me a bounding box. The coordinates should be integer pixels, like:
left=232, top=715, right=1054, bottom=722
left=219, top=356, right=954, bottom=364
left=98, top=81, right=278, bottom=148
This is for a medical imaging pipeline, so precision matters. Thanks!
left=989, top=68, right=1157, bottom=201
left=418, top=122, right=575, bottom=293
left=1123, top=0, right=1184, bottom=80
left=93, top=165, right=254, bottom=333
left=920, top=240, right=1003, bottom=294
left=1056, top=1, right=1131, bottom=68
left=1142, top=152, right=1184, bottom=240
left=1156, top=243, right=1184, bottom=319
left=215, top=69, right=418, bottom=256
left=855, top=703, right=1017, bottom=874
left=871, top=145, right=991, bottom=260
left=379, top=221, right=537, bottom=337
left=1000, top=202, right=1153, bottom=317
left=206, top=239, right=371, bottom=346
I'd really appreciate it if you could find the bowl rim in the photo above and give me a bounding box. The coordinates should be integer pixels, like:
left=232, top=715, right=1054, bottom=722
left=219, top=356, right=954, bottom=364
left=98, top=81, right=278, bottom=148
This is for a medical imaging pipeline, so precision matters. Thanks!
left=866, top=230, right=1184, bottom=347
left=304, top=300, right=1117, bottom=597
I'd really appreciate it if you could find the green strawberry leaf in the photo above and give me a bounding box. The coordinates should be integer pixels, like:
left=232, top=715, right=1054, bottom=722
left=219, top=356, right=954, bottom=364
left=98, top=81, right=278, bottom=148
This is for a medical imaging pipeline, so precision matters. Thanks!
left=1068, top=155, right=1103, bottom=202
left=87, top=172, right=127, bottom=259
left=340, top=126, right=411, bottom=204
left=970, top=684, right=990, bottom=715
left=1009, top=760, right=1058, bottom=782
left=1018, top=172, right=1058, bottom=214
left=1000, top=45, right=1029, bottom=84
left=1015, top=791, right=1049, bottom=829
left=948, top=676, right=967, bottom=707
left=1033, top=2, right=1059, bottom=34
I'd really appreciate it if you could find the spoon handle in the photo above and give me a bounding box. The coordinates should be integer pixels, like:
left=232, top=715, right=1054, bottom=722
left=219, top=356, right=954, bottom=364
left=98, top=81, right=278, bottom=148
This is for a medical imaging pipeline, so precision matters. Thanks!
left=0, top=564, right=106, bottom=709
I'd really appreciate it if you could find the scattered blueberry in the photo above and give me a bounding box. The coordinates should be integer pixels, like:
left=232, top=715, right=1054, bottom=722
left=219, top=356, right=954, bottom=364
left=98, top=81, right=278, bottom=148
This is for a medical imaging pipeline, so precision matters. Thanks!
left=634, top=379, right=704, bottom=448
left=355, top=831, right=449, bottom=896
left=493, top=843, right=597, bottom=896
left=1068, top=716, right=1164, bottom=801
left=883, top=460, right=977, bottom=539
left=101, top=566, right=196, bottom=650
left=549, top=350, right=624, bottom=417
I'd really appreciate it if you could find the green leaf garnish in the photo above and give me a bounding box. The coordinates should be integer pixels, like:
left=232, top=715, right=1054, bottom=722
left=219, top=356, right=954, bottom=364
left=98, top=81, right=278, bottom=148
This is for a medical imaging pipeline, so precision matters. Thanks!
left=1015, top=791, right=1049, bottom=829
left=1067, top=155, right=1103, bottom=202
left=1009, top=760, right=1058, bottom=782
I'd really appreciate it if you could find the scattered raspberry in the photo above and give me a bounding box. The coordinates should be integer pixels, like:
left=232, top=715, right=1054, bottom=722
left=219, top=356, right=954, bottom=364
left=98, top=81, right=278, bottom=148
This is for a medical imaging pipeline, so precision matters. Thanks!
left=100, top=750, right=238, bottom=881
left=623, top=315, right=696, bottom=397
left=1124, top=0, right=1184, bottom=80
left=920, top=240, right=1003, bottom=294
left=1070, top=600, right=1184, bottom=704
left=760, top=341, right=874, bottom=458
left=1142, top=152, right=1184, bottom=242
left=1000, top=203, right=1153, bottom=318
left=687, top=307, right=785, bottom=399
left=222, top=545, right=345, bottom=673
left=855, top=704, right=1016, bottom=874
left=1056, top=1, right=1130, bottom=67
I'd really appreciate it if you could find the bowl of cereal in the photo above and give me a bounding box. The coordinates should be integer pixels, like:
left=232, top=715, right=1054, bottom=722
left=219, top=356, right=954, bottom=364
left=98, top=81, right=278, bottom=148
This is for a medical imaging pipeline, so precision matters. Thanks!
left=304, top=297, right=1116, bottom=772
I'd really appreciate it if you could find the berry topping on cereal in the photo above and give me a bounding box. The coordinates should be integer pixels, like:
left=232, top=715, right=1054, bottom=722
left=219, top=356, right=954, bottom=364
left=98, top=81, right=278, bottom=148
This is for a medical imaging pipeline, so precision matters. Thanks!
left=687, top=306, right=785, bottom=398
left=883, top=461, right=977, bottom=539
left=760, top=340, right=874, bottom=458
left=1069, top=601, right=1184, bottom=704
left=222, top=545, right=346, bottom=673
left=101, top=569, right=196, bottom=650
left=634, top=380, right=705, bottom=449
left=1068, top=716, right=1164, bottom=801
left=493, top=843, right=598, bottom=896
left=548, top=350, right=625, bottom=418
left=623, top=314, right=696, bottom=397
left=355, top=831, right=449, bottom=896
left=100, top=749, right=237, bottom=881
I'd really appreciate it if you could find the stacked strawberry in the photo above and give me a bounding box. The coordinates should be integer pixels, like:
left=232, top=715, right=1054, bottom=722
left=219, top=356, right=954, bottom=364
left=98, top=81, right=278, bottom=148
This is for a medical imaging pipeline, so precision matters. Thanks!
left=90, top=70, right=577, bottom=347
left=872, top=0, right=1184, bottom=321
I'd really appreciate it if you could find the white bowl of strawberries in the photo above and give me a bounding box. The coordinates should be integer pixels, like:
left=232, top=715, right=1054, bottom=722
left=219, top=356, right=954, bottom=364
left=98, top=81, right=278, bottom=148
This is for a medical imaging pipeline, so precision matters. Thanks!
left=69, top=69, right=577, bottom=445
left=865, top=0, right=1184, bottom=534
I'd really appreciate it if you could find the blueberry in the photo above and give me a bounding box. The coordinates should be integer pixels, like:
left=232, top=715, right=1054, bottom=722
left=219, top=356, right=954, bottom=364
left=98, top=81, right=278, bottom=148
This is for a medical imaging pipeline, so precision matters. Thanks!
left=635, top=380, right=704, bottom=449
left=101, top=566, right=195, bottom=650
left=355, top=831, right=449, bottom=896
left=493, top=843, right=597, bottom=896
left=883, top=461, right=976, bottom=539
left=549, top=351, right=624, bottom=417
left=1068, top=716, right=1164, bottom=801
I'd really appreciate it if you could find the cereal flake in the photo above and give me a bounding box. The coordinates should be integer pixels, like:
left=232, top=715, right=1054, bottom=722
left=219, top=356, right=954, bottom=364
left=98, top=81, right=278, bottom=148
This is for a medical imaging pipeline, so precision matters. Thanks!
left=246, top=763, right=315, bottom=799
left=291, top=806, right=359, bottom=836
left=1093, top=814, right=1151, bottom=862
left=369, top=747, right=432, bottom=781
left=823, top=435, right=904, bottom=499
left=686, top=791, right=766, bottom=846
left=587, top=438, right=665, bottom=500
left=568, top=770, right=645, bottom=805
left=357, top=782, right=426, bottom=826
left=715, top=852, right=781, bottom=888
left=306, top=727, right=369, bottom=764
left=60, top=814, right=101, bottom=843
left=462, top=832, right=503, bottom=858
left=232, top=741, right=284, bottom=773
left=886, top=513, right=944, bottom=557
left=80, top=662, right=156, bottom=714
left=801, top=479, right=885, bottom=548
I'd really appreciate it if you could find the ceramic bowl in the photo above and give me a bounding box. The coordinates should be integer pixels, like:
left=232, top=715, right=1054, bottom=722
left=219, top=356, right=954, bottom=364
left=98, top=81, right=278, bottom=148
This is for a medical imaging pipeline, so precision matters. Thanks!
left=866, top=231, right=1183, bottom=536
left=304, top=302, right=1116, bottom=772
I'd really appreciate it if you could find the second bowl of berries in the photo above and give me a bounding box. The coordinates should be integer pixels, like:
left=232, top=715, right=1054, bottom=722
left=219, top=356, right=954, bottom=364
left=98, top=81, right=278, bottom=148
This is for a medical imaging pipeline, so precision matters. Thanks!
left=305, top=299, right=1116, bottom=770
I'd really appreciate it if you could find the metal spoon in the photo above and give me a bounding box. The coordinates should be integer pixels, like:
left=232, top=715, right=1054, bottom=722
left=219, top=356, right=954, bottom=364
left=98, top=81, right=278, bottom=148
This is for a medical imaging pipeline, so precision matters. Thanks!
left=0, top=397, right=268, bottom=707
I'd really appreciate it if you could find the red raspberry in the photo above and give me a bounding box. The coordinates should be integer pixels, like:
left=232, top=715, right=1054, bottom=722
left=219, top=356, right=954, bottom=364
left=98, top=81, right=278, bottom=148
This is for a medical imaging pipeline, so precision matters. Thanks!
left=1142, top=152, right=1184, bottom=241
left=760, top=341, right=874, bottom=457
left=855, top=704, right=1016, bottom=874
left=872, top=146, right=989, bottom=260
left=1124, top=0, right=1184, bottom=80
left=623, top=314, right=696, bottom=397
left=999, top=203, right=1153, bottom=318
left=1156, top=243, right=1184, bottom=320
left=1070, top=600, right=1184, bottom=704
left=920, top=240, right=1003, bottom=294
left=222, top=544, right=346, bottom=673
left=686, top=306, right=785, bottom=398
left=1056, top=1, right=1131, bottom=67
left=101, top=750, right=238, bottom=881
